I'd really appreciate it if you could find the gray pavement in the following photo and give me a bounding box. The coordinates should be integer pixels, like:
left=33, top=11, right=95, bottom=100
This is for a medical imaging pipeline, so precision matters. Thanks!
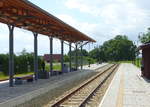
left=0, top=63, right=105, bottom=106
left=0, top=80, right=9, bottom=88
left=82, top=63, right=107, bottom=70
left=100, top=63, right=150, bottom=107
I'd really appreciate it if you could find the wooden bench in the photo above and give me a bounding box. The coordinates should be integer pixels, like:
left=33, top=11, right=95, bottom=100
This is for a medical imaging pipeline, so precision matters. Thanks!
left=14, top=75, right=34, bottom=85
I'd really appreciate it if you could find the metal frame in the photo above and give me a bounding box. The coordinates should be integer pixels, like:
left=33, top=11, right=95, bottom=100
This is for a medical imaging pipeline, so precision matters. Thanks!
left=8, top=25, right=15, bottom=87
left=0, top=0, right=96, bottom=43
left=0, top=0, right=96, bottom=87
left=61, top=40, right=64, bottom=72
left=75, top=43, right=78, bottom=70
left=69, top=43, right=72, bottom=72
left=81, top=45, right=83, bottom=70
left=33, top=32, right=38, bottom=80
left=50, top=37, right=53, bottom=75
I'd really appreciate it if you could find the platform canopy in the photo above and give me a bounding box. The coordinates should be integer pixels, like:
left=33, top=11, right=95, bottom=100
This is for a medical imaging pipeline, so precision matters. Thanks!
left=0, top=0, right=96, bottom=43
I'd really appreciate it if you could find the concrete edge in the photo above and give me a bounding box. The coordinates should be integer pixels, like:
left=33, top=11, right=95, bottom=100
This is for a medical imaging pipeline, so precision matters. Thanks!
left=0, top=85, right=52, bottom=107
left=98, top=64, right=122, bottom=107
left=0, top=75, right=74, bottom=107
left=0, top=63, right=108, bottom=107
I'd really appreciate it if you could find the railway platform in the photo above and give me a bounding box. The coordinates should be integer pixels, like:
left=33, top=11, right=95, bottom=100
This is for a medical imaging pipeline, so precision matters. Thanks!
left=100, top=63, right=150, bottom=107
left=0, top=63, right=105, bottom=107
left=83, top=63, right=107, bottom=70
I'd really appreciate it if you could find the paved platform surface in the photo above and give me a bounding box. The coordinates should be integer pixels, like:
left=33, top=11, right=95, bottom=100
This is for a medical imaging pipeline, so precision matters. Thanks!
left=0, top=63, right=107, bottom=88
left=0, top=63, right=105, bottom=106
left=83, top=63, right=107, bottom=70
left=100, top=63, right=150, bottom=107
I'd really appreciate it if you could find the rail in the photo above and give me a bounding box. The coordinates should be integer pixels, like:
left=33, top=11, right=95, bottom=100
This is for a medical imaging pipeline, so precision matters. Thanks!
left=51, top=64, right=119, bottom=107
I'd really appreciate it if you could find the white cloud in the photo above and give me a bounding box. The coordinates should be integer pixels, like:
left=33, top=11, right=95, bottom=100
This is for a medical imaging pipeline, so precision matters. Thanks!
left=65, top=0, right=150, bottom=42
left=65, top=0, right=101, bottom=16
left=56, top=14, right=119, bottom=47
left=56, top=14, right=98, bottom=38
left=0, top=23, right=70, bottom=55
left=56, top=14, right=98, bottom=32
left=1, top=0, right=150, bottom=54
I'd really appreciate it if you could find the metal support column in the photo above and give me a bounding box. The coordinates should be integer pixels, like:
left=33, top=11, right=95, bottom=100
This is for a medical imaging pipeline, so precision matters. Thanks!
left=61, top=40, right=64, bottom=72
left=33, top=32, right=38, bottom=80
left=81, top=45, right=83, bottom=70
left=69, top=43, right=72, bottom=72
left=75, top=44, right=78, bottom=70
left=8, top=25, right=14, bottom=87
left=49, top=37, right=53, bottom=75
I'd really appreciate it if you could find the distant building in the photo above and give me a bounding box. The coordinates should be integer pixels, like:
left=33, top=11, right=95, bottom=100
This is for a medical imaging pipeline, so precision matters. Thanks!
left=43, top=54, right=61, bottom=63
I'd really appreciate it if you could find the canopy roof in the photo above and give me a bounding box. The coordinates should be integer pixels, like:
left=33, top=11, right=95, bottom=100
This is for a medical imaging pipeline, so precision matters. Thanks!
left=138, top=42, right=150, bottom=50
left=0, top=0, right=96, bottom=43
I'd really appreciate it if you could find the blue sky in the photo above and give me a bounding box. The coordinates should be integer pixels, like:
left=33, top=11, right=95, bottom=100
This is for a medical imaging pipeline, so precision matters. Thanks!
left=0, top=0, right=150, bottom=55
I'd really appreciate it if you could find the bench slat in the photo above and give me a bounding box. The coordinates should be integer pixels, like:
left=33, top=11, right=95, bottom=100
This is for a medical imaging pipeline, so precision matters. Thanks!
left=15, top=75, right=33, bottom=80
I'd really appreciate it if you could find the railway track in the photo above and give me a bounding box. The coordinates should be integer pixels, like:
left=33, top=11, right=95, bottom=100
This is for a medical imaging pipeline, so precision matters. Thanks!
left=50, top=64, right=119, bottom=107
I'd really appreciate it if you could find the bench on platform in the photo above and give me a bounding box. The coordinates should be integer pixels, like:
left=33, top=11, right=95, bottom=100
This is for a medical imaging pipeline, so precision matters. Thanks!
left=51, top=71, right=62, bottom=76
left=14, top=75, right=34, bottom=85
left=71, top=68, right=77, bottom=71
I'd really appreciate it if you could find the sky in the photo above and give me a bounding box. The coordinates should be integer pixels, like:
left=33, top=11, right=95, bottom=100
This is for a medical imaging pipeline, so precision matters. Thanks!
left=0, top=0, right=150, bottom=55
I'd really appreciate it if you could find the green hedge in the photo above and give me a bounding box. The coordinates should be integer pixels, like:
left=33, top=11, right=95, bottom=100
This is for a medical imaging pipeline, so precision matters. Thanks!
left=133, top=58, right=141, bottom=68
left=0, top=53, right=42, bottom=76
left=0, top=54, right=8, bottom=75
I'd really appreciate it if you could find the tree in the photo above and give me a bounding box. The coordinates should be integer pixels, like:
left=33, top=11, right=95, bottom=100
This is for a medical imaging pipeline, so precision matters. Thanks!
left=0, top=49, right=43, bottom=76
left=0, top=54, right=9, bottom=75
left=138, top=28, right=150, bottom=43
left=89, top=35, right=136, bottom=62
left=81, top=49, right=89, bottom=57
left=64, top=55, right=69, bottom=62
left=68, top=49, right=88, bottom=57
left=89, top=48, right=100, bottom=61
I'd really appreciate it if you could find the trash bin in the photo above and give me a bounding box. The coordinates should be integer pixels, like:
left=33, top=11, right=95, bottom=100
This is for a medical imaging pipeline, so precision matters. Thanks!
left=38, top=70, right=49, bottom=79
left=63, top=64, right=69, bottom=73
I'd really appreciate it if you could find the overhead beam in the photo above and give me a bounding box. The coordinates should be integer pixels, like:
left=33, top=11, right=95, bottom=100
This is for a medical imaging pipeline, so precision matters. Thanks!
left=0, top=0, right=96, bottom=43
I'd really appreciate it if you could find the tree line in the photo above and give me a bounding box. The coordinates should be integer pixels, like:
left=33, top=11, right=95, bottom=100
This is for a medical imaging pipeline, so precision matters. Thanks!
left=89, top=35, right=137, bottom=62
left=66, top=49, right=96, bottom=65
left=66, top=35, right=138, bottom=63
left=138, top=28, right=150, bottom=43
left=0, top=49, right=42, bottom=75
left=0, top=28, right=149, bottom=76
left=89, top=27, right=150, bottom=62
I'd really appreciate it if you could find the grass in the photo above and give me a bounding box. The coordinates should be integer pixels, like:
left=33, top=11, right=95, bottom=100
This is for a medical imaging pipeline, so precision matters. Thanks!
left=117, top=59, right=141, bottom=68
left=0, top=62, right=63, bottom=80
left=53, top=64, right=61, bottom=71
left=0, top=62, right=93, bottom=80
left=0, top=72, right=7, bottom=80
left=45, top=62, right=77, bottom=71
left=134, top=58, right=141, bottom=68
left=0, top=72, right=34, bottom=81
left=45, top=63, right=61, bottom=71
left=118, top=60, right=132, bottom=63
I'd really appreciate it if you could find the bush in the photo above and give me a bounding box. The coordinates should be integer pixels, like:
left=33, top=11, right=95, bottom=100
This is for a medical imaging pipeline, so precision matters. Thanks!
left=0, top=54, right=9, bottom=75
left=0, top=51, right=42, bottom=76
